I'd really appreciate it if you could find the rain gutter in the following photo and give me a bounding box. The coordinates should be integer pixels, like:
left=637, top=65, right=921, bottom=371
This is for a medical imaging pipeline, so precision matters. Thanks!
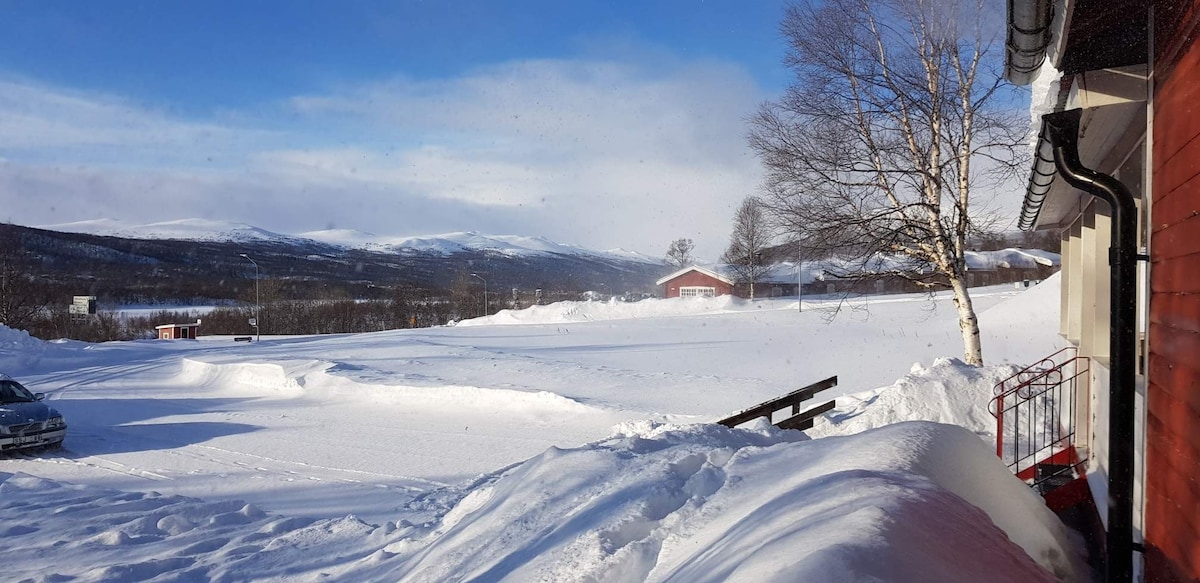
left=1042, top=108, right=1138, bottom=583
left=1018, top=123, right=1059, bottom=230
left=1005, top=0, right=1055, bottom=84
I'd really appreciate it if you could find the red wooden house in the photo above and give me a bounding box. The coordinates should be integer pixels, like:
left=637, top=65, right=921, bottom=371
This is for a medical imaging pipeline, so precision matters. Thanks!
left=656, top=266, right=734, bottom=299
left=1003, top=1, right=1200, bottom=581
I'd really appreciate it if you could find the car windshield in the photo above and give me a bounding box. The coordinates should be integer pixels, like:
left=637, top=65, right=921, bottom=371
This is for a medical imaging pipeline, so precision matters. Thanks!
left=0, top=380, right=37, bottom=404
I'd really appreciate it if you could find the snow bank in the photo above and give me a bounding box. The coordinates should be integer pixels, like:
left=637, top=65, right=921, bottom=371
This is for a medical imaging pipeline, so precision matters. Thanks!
left=0, top=324, right=41, bottom=352
left=980, top=272, right=1070, bottom=366
left=457, top=295, right=753, bottom=327
left=0, top=324, right=47, bottom=373
left=459, top=276, right=1052, bottom=330
left=363, top=421, right=1082, bottom=582
left=391, top=419, right=1080, bottom=583
left=180, top=357, right=600, bottom=416
left=0, top=421, right=1080, bottom=582
left=806, top=358, right=1018, bottom=441
left=647, top=422, right=1084, bottom=583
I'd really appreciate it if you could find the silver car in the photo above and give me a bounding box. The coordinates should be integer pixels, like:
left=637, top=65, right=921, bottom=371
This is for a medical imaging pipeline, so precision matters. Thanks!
left=0, top=374, right=67, bottom=452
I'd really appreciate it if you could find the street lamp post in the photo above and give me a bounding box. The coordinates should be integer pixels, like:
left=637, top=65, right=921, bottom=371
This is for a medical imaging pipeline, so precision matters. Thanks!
left=797, top=242, right=803, bottom=313
left=470, top=273, right=488, bottom=317
left=239, top=254, right=260, bottom=342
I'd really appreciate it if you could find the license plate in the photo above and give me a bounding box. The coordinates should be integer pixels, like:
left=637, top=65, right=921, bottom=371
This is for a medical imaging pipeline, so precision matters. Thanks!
left=14, top=435, right=40, bottom=445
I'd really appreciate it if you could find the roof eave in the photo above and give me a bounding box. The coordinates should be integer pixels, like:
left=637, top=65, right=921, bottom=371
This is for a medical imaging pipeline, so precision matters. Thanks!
left=654, top=265, right=734, bottom=286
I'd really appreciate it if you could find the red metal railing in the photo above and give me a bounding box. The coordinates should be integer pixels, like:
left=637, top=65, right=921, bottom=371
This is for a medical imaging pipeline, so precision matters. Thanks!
left=990, top=347, right=1089, bottom=486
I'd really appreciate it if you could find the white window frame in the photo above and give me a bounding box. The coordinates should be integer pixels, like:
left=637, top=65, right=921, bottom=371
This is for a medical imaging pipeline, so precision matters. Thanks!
left=679, top=286, right=716, bottom=298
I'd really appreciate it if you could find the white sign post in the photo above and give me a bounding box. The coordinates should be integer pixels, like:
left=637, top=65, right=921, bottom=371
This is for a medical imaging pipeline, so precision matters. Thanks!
left=69, top=296, right=97, bottom=316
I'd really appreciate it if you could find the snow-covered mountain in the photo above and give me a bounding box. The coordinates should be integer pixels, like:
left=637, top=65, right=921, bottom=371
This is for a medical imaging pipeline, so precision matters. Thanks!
left=39, top=218, right=306, bottom=245
left=11, top=220, right=670, bottom=300
left=41, top=219, right=660, bottom=264
left=302, top=229, right=661, bottom=263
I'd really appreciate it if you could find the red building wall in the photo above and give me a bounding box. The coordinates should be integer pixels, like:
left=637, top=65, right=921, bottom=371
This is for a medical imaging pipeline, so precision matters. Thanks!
left=1146, top=3, right=1200, bottom=579
left=157, top=326, right=197, bottom=340
left=661, top=271, right=733, bottom=298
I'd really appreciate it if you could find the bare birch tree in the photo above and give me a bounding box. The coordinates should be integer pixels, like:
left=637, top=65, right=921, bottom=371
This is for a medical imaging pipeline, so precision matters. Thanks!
left=665, top=238, right=697, bottom=268
left=748, top=0, right=1023, bottom=365
left=721, top=196, right=774, bottom=299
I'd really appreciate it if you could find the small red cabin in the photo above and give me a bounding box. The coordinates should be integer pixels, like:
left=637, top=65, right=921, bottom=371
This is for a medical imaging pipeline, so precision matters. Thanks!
left=155, top=322, right=200, bottom=340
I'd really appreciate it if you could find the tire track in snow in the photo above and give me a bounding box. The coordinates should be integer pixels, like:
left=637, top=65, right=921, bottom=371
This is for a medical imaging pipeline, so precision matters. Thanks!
left=189, top=444, right=449, bottom=488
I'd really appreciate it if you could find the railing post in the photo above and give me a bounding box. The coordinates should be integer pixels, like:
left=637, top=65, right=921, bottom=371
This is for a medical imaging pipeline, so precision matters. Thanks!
left=996, top=392, right=1005, bottom=459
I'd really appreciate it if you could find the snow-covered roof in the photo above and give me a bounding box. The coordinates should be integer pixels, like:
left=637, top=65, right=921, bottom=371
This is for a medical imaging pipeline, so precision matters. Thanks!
left=731, top=249, right=1060, bottom=284
left=655, top=265, right=734, bottom=286
left=965, top=249, right=1061, bottom=270
left=154, top=322, right=200, bottom=329
left=756, top=256, right=926, bottom=284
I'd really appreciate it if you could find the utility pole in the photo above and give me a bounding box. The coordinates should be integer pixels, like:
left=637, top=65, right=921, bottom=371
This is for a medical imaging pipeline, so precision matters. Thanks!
left=797, top=242, right=803, bottom=313
left=239, top=254, right=260, bottom=342
left=471, top=273, right=488, bottom=316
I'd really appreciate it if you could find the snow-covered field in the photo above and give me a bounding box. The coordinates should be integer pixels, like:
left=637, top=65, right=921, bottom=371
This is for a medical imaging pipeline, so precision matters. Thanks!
left=0, top=278, right=1081, bottom=582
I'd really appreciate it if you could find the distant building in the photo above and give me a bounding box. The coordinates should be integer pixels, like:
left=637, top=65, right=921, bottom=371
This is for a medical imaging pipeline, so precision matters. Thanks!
left=155, top=321, right=200, bottom=340
left=755, top=249, right=1061, bottom=297
left=655, top=266, right=733, bottom=298
left=658, top=250, right=1058, bottom=300
left=963, top=249, right=1060, bottom=287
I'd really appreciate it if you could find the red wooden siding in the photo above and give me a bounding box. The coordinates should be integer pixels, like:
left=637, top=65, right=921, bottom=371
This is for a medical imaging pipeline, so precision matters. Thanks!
left=1147, top=3, right=1200, bottom=578
left=157, top=325, right=197, bottom=340
left=660, top=271, right=733, bottom=299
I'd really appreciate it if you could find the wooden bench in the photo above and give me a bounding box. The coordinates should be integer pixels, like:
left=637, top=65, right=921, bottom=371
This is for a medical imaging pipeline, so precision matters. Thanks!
left=233, top=336, right=253, bottom=342
left=718, top=375, right=837, bottom=432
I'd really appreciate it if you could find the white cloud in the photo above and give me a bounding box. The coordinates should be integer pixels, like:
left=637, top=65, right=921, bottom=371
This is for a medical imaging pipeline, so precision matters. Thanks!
left=0, top=80, right=266, bottom=156
left=0, top=58, right=767, bottom=258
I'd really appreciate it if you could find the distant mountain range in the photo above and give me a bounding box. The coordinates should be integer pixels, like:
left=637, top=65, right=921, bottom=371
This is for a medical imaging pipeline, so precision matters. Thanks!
left=8, top=220, right=672, bottom=305
left=38, top=219, right=661, bottom=264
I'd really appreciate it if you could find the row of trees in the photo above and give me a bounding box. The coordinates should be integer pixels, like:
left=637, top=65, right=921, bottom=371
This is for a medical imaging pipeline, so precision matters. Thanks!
left=14, top=295, right=456, bottom=343
left=4, top=266, right=601, bottom=342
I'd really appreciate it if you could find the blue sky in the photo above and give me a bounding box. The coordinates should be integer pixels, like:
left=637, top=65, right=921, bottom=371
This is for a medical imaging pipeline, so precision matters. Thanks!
left=1, top=1, right=791, bottom=111
left=0, top=1, right=1020, bottom=258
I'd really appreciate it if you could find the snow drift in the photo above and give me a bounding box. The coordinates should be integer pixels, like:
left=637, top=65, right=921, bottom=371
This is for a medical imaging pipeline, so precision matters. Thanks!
left=0, top=421, right=1083, bottom=582
left=807, top=357, right=1017, bottom=441
left=457, top=295, right=754, bottom=327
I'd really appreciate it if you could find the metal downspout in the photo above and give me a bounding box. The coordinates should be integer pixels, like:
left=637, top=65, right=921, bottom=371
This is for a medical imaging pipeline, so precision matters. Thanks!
left=1042, top=109, right=1138, bottom=583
